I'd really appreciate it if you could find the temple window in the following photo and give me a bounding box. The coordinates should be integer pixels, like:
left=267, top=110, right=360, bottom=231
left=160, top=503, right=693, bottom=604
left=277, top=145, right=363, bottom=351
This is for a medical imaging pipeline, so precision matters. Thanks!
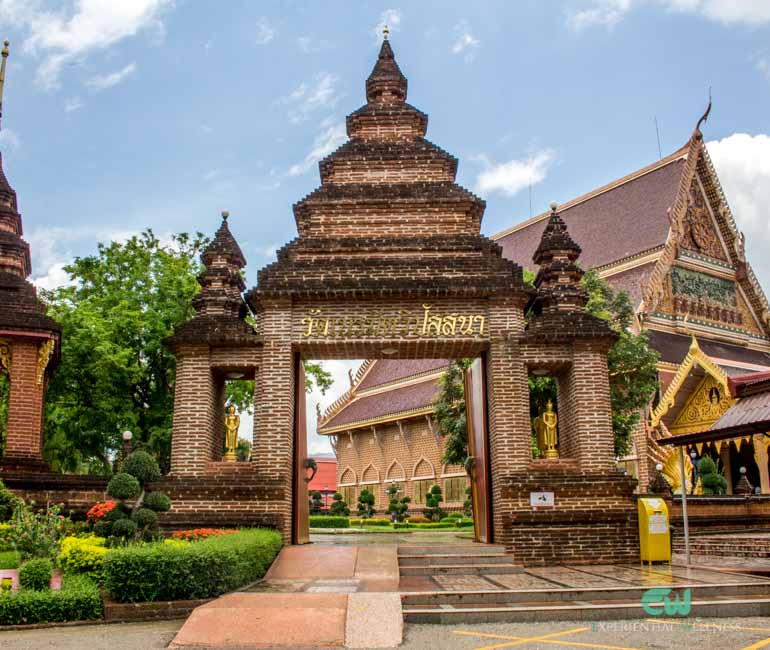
left=339, top=485, right=356, bottom=506
left=412, top=479, right=433, bottom=504
left=444, top=476, right=466, bottom=502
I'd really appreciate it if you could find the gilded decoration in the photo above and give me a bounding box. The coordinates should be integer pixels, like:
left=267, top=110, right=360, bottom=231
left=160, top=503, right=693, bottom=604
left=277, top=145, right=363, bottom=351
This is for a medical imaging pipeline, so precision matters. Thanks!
left=679, top=186, right=727, bottom=261
left=661, top=449, right=694, bottom=495
left=35, top=338, right=55, bottom=384
left=0, top=339, right=10, bottom=374
left=670, top=267, right=736, bottom=308
left=669, top=374, right=735, bottom=435
left=650, top=336, right=730, bottom=430
left=533, top=401, right=559, bottom=459
left=223, top=404, right=240, bottom=462
left=301, top=304, right=486, bottom=339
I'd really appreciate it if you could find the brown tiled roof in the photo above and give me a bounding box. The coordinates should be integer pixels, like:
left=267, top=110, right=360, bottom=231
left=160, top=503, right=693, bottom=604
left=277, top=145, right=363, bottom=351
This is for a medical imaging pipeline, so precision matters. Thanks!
left=318, top=376, right=440, bottom=432
left=603, top=263, right=655, bottom=310
left=647, top=330, right=770, bottom=368
left=494, top=153, right=686, bottom=271
left=357, top=358, right=449, bottom=391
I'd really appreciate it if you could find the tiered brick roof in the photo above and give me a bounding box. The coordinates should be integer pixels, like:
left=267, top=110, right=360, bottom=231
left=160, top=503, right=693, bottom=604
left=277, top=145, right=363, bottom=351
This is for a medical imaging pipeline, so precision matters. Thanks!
left=247, top=37, right=529, bottom=308
left=169, top=214, right=259, bottom=346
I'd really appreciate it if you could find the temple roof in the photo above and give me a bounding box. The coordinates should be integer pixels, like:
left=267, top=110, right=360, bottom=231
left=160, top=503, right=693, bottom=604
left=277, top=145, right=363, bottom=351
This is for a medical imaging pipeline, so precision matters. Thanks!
left=649, top=330, right=770, bottom=370
left=317, top=359, right=449, bottom=434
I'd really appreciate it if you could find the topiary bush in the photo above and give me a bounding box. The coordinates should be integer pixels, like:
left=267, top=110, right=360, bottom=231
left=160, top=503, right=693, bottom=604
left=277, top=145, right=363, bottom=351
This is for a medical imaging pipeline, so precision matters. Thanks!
left=112, top=518, right=137, bottom=540
left=356, top=489, right=376, bottom=518
left=309, top=516, right=349, bottom=529
left=133, top=508, right=158, bottom=528
left=0, top=575, right=102, bottom=624
left=121, top=450, right=162, bottom=485
left=104, top=529, right=282, bottom=603
left=698, top=456, right=728, bottom=495
left=19, top=558, right=53, bottom=591
left=329, top=492, right=350, bottom=517
left=424, top=484, right=445, bottom=522
left=106, top=473, right=141, bottom=501
left=143, top=491, right=171, bottom=513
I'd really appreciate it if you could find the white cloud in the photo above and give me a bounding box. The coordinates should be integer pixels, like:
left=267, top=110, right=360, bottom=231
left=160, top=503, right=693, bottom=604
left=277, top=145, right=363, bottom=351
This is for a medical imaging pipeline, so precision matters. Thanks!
left=373, top=8, right=401, bottom=41
left=64, top=95, right=83, bottom=112
left=85, top=62, right=136, bottom=91
left=0, top=0, right=173, bottom=90
left=753, top=53, right=770, bottom=81
left=255, top=16, right=275, bottom=45
left=452, top=20, right=480, bottom=57
left=567, top=0, right=633, bottom=31
left=474, top=149, right=555, bottom=197
left=707, top=133, right=770, bottom=291
left=283, top=72, right=339, bottom=124
left=0, top=128, right=20, bottom=149
left=568, top=0, right=770, bottom=31
left=288, top=119, right=346, bottom=177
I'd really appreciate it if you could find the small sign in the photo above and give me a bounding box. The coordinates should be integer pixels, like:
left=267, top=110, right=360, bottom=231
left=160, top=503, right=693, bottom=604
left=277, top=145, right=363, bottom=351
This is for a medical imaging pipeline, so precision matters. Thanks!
left=648, top=514, right=668, bottom=535
left=530, top=491, right=555, bottom=507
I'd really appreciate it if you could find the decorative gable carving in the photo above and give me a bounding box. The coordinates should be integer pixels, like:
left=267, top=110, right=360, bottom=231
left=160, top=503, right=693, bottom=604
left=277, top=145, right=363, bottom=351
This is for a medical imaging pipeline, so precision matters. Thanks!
left=669, top=374, right=735, bottom=435
left=678, top=185, right=728, bottom=261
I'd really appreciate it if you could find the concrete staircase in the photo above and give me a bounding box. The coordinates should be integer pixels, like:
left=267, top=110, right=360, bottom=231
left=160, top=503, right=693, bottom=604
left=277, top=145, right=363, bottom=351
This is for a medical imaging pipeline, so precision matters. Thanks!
left=397, top=544, right=520, bottom=576
left=397, top=545, right=770, bottom=623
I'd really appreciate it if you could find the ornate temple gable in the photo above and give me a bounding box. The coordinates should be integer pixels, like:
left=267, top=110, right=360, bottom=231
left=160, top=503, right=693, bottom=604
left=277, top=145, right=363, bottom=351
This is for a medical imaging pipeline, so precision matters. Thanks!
left=641, top=115, right=770, bottom=340
left=668, top=373, right=734, bottom=435
left=650, top=336, right=731, bottom=433
left=248, top=36, right=528, bottom=308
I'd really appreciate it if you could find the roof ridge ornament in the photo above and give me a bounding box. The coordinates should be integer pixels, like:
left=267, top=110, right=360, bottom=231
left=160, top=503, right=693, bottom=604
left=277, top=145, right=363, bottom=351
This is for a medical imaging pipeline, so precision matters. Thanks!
left=383, top=25, right=390, bottom=40
left=0, top=40, right=8, bottom=129
left=694, top=89, right=712, bottom=137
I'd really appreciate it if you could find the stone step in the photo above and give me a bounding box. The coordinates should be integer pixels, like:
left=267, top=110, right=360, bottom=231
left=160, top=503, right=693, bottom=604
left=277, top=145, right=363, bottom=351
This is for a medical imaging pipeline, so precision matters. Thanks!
left=399, top=564, right=523, bottom=576
left=403, top=595, right=770, bottom=624
left=398, top=545, right=507, bottom=556
left=401, top=581, right=770, bottom=607
left=398, top=554, right=517, bottom=567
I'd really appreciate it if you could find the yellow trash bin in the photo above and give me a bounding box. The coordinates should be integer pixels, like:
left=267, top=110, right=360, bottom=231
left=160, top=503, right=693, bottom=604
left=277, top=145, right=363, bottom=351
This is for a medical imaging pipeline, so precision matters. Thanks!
left=638, top=497, right=671, bottom=564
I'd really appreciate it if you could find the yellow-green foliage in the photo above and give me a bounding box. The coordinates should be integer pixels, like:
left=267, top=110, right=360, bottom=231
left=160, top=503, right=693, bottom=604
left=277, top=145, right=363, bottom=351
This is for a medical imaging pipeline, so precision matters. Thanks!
left=58, top=536, right=108, bottom=583
left=162, top=538, right=189, bottom=549
left=0, top=523, right=12, bottom=551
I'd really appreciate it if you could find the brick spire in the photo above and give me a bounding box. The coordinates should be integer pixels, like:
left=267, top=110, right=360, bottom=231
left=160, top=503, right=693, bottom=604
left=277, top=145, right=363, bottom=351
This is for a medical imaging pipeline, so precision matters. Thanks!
left=366, top=37, right=407, bottom=104
left=193, top=212, right=246, bottom=318
left=532, top=203, right=587, bottom=314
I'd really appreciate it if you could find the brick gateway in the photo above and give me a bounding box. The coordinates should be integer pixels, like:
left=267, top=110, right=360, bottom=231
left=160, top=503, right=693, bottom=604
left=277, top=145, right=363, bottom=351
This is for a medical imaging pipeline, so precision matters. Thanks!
left=1, top=36, right=639, bottom=565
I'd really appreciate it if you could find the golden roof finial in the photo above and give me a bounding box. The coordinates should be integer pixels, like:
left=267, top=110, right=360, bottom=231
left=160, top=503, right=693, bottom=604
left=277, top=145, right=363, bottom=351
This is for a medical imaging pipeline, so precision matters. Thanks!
left=0, top=40, right=9, bottom=127
left=383, top=25, right=390, bottom=40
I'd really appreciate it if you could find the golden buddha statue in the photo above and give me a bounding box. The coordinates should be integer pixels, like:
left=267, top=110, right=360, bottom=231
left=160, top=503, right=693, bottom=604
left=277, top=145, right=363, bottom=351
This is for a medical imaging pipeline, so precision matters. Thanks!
left=224, top=404, right=240, bottom=462
left=540, top=400, right=559, bottom=459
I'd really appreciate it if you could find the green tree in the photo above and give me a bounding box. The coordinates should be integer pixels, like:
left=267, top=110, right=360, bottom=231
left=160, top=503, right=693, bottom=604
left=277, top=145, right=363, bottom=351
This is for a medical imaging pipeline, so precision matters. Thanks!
left=356, top=489, right=376, bottom=518
left=434, top=359, right=473, bottom=467
left=41, top=230, right=334, bottom=474
left=385, top=484, right=410, bottom=522
left=581, top=270, right=660, bottom=457
left=424, top=484, right=445, bottom=522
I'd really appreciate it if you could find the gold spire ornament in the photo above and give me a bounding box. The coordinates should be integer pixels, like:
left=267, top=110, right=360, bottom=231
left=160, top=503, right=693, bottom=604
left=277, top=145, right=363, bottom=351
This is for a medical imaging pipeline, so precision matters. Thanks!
left=0, top=40, right=9, bottom=125
left=223, top=404, right=240, bottom=462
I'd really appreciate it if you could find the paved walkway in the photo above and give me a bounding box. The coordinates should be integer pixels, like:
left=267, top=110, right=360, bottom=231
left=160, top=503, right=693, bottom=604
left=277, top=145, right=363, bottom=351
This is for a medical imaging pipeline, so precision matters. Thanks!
left=170, top=543, right=402, bottom=649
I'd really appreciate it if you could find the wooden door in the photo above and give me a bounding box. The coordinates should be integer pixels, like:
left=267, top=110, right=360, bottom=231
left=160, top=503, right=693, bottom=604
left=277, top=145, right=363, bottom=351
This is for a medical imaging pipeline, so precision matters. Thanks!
left=464, top=357, right=492, bottom=543
left=293, top=356, right=310, bottom=544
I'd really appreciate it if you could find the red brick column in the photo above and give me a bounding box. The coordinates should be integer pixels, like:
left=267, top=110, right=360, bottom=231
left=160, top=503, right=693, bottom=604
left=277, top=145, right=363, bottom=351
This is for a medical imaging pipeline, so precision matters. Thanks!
left=252, top=301, right=294, bottom=542
left=486, top=299, right=530, bottom=542
left=3, top=339, right=46, bottom=465
left=170, top=344, right=216, bottom=476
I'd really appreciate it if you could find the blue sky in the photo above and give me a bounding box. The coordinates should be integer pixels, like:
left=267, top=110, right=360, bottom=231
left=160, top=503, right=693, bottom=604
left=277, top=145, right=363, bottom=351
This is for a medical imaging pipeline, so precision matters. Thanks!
left=1, top=1, right=769, bottom=454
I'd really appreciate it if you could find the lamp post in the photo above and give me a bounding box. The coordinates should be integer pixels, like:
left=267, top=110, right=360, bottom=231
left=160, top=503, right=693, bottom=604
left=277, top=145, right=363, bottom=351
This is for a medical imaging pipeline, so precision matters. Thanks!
left=689, top=448, right=698, bottom=494
left=122, top=430, right=133, bottom=460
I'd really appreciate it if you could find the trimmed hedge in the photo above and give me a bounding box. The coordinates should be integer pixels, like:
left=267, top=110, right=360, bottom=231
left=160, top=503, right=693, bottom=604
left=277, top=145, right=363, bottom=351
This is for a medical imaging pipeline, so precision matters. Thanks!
left=104, top=528, right=282, bottom=603
left=351, top=518, right=391, bottom=527
left=0, top=550, right=19, bottom=569
left=58, top=536, right=108, bottom=583
left=309, top=516, right=349, bottom=529
left=19, top=559, right=53, bottom=591
left=455, top=519, right=474, bottom=528
left=411, top=522, right=456, bottom=529
left=0, top=575, right=102, bottom=625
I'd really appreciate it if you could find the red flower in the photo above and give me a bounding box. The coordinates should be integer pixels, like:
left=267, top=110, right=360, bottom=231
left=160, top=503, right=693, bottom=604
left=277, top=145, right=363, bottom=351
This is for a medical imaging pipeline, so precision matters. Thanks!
left=87, top=501, right=117, bottom=522
left=171, top=528, right=238, bottom=541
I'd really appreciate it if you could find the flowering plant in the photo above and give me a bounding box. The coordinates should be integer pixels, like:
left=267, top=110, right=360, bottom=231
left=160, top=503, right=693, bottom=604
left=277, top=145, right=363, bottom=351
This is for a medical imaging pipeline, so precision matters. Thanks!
left=86, top=501, right=117, bottom=522
left=171, top=528, right=238, bottom=542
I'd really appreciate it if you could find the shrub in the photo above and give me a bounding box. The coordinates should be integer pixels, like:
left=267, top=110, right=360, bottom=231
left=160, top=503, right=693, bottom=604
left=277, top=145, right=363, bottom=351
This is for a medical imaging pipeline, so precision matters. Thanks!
left=309, top=491, right=323, bottom=515
left=356, top=489, right=376, bottom=518
left=104, top=529, right=282, bottom=603
left=0, top=480, right=21, bottom=522
left=386, top=484, right=410, bottom=522
left=411, top=522, right=455, bottom=529
left=444, top=512, right=463, bottom=520
left=133, top=508, right=158, bottom=528
left=171, top=529, right=238, bottom=542
left=143, top=491, right=171, bottom=513
left=308, top=516, right=349, bottom=529
left=424, top=484, right=445, bottom=522
left=463, top=486, right=473, bottom=517
left=407, top=516, right=431, bottom=524
left=93, top=521, right=111, bottom=538
left=58, top=536, right=108, bottom=583
left=698, top=456, right=728, bottom=495
left=0, top=574, right=102, bottom=625
left=393, top=522, right=410, bottom=529
left=106, top=473, right=141, bottom=501
left=112, top=518, right=137, bottom=540
left=455, top=519, right=474, bottom=528
left=0, top=522, right=13, bottom=551
left=11, top=504, right=69, bottom=559
left=19, top=558, right=53, bottom=591
left=0, top=550, right=20, bottom=569
left=359, top=518, right=391, bottom=527
left=329, top=493, right=350, bottom=517
left=121, top=450, right=162, bottom=485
